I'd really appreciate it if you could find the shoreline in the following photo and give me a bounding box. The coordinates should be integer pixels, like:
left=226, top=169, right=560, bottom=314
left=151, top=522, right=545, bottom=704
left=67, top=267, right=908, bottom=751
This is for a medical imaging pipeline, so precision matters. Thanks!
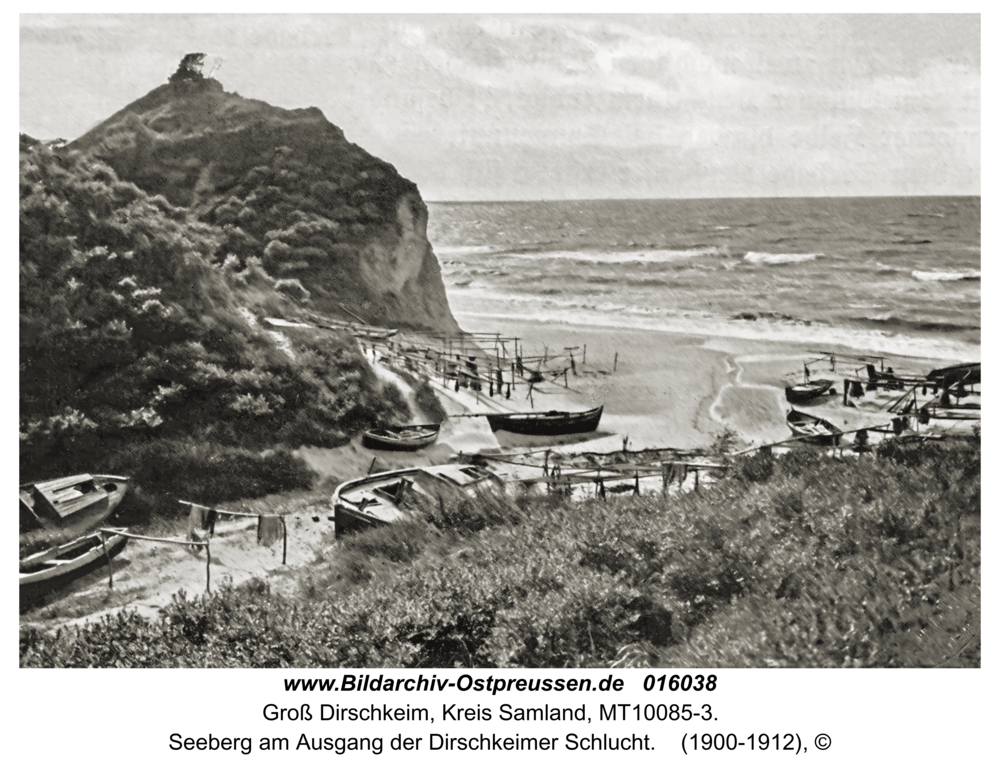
left=452, top=310, right=970, bottom=452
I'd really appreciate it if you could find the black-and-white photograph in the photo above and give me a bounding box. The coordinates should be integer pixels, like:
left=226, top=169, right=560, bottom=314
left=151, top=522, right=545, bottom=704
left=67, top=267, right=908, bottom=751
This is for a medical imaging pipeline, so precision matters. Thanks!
left=19, top=13, right=979, bottom=671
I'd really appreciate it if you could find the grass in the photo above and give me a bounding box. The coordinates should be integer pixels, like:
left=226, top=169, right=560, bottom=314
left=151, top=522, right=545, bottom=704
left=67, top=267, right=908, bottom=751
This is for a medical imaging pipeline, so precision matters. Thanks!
left=20, top=437, right=980, bottom=668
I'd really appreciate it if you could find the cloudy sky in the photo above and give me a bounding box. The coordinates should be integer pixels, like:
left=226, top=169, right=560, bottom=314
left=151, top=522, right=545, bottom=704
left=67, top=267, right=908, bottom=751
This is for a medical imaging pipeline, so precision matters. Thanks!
left=20, top=13, right=979, bottom=200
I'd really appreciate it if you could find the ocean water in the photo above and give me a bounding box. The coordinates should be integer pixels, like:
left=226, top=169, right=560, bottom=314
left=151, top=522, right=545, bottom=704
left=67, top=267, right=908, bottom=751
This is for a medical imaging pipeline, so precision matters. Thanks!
left=427, top=197, right=980, bottom=362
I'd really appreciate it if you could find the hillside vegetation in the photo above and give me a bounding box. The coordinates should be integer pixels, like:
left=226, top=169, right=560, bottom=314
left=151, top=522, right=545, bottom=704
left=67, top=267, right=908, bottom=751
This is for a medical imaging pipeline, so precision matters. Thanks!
left=19, top=137, right=412, bottom=505
left=70, top=66, right=457, bottom=331
left=20, top=439, right=980, bottom=668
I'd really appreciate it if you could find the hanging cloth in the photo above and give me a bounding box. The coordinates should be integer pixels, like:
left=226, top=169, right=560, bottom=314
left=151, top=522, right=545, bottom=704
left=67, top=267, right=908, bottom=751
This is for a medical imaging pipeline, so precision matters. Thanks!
left=257, top=515, right=283, bottom=547
left=188, top=503, right=208, bottom=541
left=205, top=508, right=218, bottom=535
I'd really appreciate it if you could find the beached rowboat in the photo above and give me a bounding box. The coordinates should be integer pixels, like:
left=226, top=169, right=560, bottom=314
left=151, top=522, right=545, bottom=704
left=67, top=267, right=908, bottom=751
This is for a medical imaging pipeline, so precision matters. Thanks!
left=786, top=409, right=842, bottom=445
left=927, top=362, right=980, bottom=387
left=485, top=405, right=603, bottom=435
left=20, top=474, right=129, bottom=555
left=361, top=423, right=440, bottom=451
left=20, top=529, right=129, bottom=604
left=333, top=464, right=503, bottom=538
left=784, top=380, right=834, bottom=404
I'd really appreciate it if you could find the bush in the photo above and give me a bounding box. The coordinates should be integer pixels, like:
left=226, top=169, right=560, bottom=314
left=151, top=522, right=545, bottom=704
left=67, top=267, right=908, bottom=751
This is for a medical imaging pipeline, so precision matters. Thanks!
left=413, top=378, right=447, bottom=423
left=108, top=440, right=316, bottom=505
left=21, top=439, right=980, bottom=668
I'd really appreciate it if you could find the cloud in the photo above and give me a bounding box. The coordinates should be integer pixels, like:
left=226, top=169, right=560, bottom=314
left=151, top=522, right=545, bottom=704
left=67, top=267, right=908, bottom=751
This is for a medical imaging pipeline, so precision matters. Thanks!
left=401, top=18, right=762, bottom=106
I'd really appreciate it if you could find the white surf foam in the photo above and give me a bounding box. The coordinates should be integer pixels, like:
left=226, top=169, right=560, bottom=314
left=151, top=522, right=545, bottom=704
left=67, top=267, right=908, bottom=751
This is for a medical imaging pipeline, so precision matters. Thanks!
left=503, top=248, right=721, bottom=264
left=743, top=251, right=821, bottom=264
left=912, top=269, right=981, bottom=282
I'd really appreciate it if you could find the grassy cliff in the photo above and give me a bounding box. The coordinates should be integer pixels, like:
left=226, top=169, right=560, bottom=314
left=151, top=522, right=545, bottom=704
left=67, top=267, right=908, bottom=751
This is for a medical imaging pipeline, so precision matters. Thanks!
left=19, top=137, right=412, bottom=505
left=21, top=59, right=459, bottom=503
left=70, top=68, right=458, bottom=332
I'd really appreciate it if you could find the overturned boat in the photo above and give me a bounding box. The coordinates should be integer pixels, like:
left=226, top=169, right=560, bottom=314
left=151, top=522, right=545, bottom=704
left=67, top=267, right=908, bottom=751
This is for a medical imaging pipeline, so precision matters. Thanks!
left=362, top=423, right=440, bottom=451
left=20, top=529, right=129, bottom=605
left=486, top=405, right=603, bottom=435
left=786, top=409, right=843, bottom=445
left=333, top=464, right=503, bottom=538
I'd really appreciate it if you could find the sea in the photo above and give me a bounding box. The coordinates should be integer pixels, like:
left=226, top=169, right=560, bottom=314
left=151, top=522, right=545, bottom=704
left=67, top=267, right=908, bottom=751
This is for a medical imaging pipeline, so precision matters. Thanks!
left=427, top=197, right=980, bottom=363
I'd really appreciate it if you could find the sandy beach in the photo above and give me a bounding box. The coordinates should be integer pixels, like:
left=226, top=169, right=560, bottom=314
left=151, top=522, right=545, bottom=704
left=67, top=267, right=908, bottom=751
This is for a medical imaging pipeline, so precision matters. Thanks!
left=448, top=311, right=969, bottom=454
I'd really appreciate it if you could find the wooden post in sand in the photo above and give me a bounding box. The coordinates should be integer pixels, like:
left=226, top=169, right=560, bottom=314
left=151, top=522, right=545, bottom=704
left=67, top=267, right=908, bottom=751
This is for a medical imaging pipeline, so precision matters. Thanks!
left=205, top=540, right=211, bottom=594
left=583, top=344, right=586, bottom=364
left=613, top=352, right=618, bottom=372
left=282, top=517, right=288, bottom=566
left=100, top=531, right=113, bottom=589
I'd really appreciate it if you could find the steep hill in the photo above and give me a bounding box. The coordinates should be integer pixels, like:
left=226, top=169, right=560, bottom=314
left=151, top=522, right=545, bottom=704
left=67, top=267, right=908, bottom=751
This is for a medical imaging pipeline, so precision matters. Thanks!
left=70, top=63, right=458, bottom=333
left=19, top=137, right=415, bottom=500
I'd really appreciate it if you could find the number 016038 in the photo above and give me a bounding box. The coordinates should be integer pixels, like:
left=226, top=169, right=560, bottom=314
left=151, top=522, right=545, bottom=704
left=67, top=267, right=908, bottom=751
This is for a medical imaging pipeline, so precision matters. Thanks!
left=643, top=674, right=717, bottom=692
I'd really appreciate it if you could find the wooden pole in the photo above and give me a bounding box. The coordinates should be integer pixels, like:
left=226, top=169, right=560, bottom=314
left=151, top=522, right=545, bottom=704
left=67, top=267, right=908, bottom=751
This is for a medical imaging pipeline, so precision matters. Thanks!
left=583, top=344, right=586, bottom=364
left=282, top=517, right=288, bottom=565
left=100, top=531, right=113, bottom=589
left=367, top=456, right=378, bottom=476
left=205, top=540, right=211, bottom=594
left=613, top=352, right=618, bottom=372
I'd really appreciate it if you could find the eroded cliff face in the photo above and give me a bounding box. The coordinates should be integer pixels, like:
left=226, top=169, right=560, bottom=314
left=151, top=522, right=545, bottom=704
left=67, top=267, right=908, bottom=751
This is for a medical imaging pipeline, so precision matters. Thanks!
left=70, top=75, right=459, bottom=333
left=356, top=195, right=458, bottom=331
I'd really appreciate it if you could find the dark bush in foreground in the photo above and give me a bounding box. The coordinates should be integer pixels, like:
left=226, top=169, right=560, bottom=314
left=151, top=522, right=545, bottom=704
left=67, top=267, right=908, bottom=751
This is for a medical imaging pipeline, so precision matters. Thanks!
left=21, top=439, right=980, bottom=668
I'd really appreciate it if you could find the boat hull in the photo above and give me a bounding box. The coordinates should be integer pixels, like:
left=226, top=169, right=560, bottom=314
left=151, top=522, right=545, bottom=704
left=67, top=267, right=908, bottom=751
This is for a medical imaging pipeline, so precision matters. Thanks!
left=784, top=380, right=834, bottom=404
left=333, top=464, right=503, bottom=538
left=20, top=474, right=129, bottom=555
left=786, top=409, right=842, bottom=446
left=486, top=406, right=603, bottom=435
left=361, top=425, right=440, bottom=451
left=20, top=530, right=128, bottom=605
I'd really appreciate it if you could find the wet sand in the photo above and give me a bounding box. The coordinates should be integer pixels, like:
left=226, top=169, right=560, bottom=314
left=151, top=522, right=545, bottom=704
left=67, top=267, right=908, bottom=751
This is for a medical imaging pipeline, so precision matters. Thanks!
left=454, top=312, right=965, bottom=453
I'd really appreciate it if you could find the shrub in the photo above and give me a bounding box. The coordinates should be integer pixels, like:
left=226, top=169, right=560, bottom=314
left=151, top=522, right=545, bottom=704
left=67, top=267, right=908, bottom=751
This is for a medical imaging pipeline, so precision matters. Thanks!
left=274, top=278, right=311, bottom=301
left=20, top=439, right=980, bottom=668
left=413, top=378, right=447, bottom=423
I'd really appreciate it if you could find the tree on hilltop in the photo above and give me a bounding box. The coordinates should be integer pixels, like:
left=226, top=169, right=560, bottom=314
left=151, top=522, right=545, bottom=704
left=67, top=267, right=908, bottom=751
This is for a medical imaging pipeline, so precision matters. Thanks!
left=169, top=53, right=206, bottom=83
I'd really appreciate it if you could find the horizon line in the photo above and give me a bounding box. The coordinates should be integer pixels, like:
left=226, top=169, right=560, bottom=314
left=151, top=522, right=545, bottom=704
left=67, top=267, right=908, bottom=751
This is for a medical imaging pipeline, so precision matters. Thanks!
left=425, top=193, right=981, bottom=204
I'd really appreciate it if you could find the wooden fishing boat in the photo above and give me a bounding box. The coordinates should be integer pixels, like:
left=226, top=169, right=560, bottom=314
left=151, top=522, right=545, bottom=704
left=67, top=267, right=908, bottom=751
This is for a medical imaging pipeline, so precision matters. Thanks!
left=485, top=405, right=603, bottom=435
left=20, top=528, right=129, bottom=604
left=786, top=409, right=842, bottom=445
left=362, top=423, right=440, bottom=451
left=333, top=464, right=503, bottom=538
left=927, top=362, right=980, bottom=387
left=784, top=380, right=834, bottom=404
left=20, top=474, right=129, bottom=556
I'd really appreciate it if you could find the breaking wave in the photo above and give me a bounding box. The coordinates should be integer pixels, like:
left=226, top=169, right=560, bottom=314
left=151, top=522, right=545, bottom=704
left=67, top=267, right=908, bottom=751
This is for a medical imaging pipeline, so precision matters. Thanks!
left=912, top=269, right=981, bottom=282
left=743, top=251, right=821, bottom=265
left=503, top=247, right=721, bottom=264
left=852, top=315, right=981, bottom=335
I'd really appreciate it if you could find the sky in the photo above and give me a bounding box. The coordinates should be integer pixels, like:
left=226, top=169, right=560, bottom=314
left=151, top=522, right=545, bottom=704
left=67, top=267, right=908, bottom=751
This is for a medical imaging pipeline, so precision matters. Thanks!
left=19, top=13, right=980, bottom=201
